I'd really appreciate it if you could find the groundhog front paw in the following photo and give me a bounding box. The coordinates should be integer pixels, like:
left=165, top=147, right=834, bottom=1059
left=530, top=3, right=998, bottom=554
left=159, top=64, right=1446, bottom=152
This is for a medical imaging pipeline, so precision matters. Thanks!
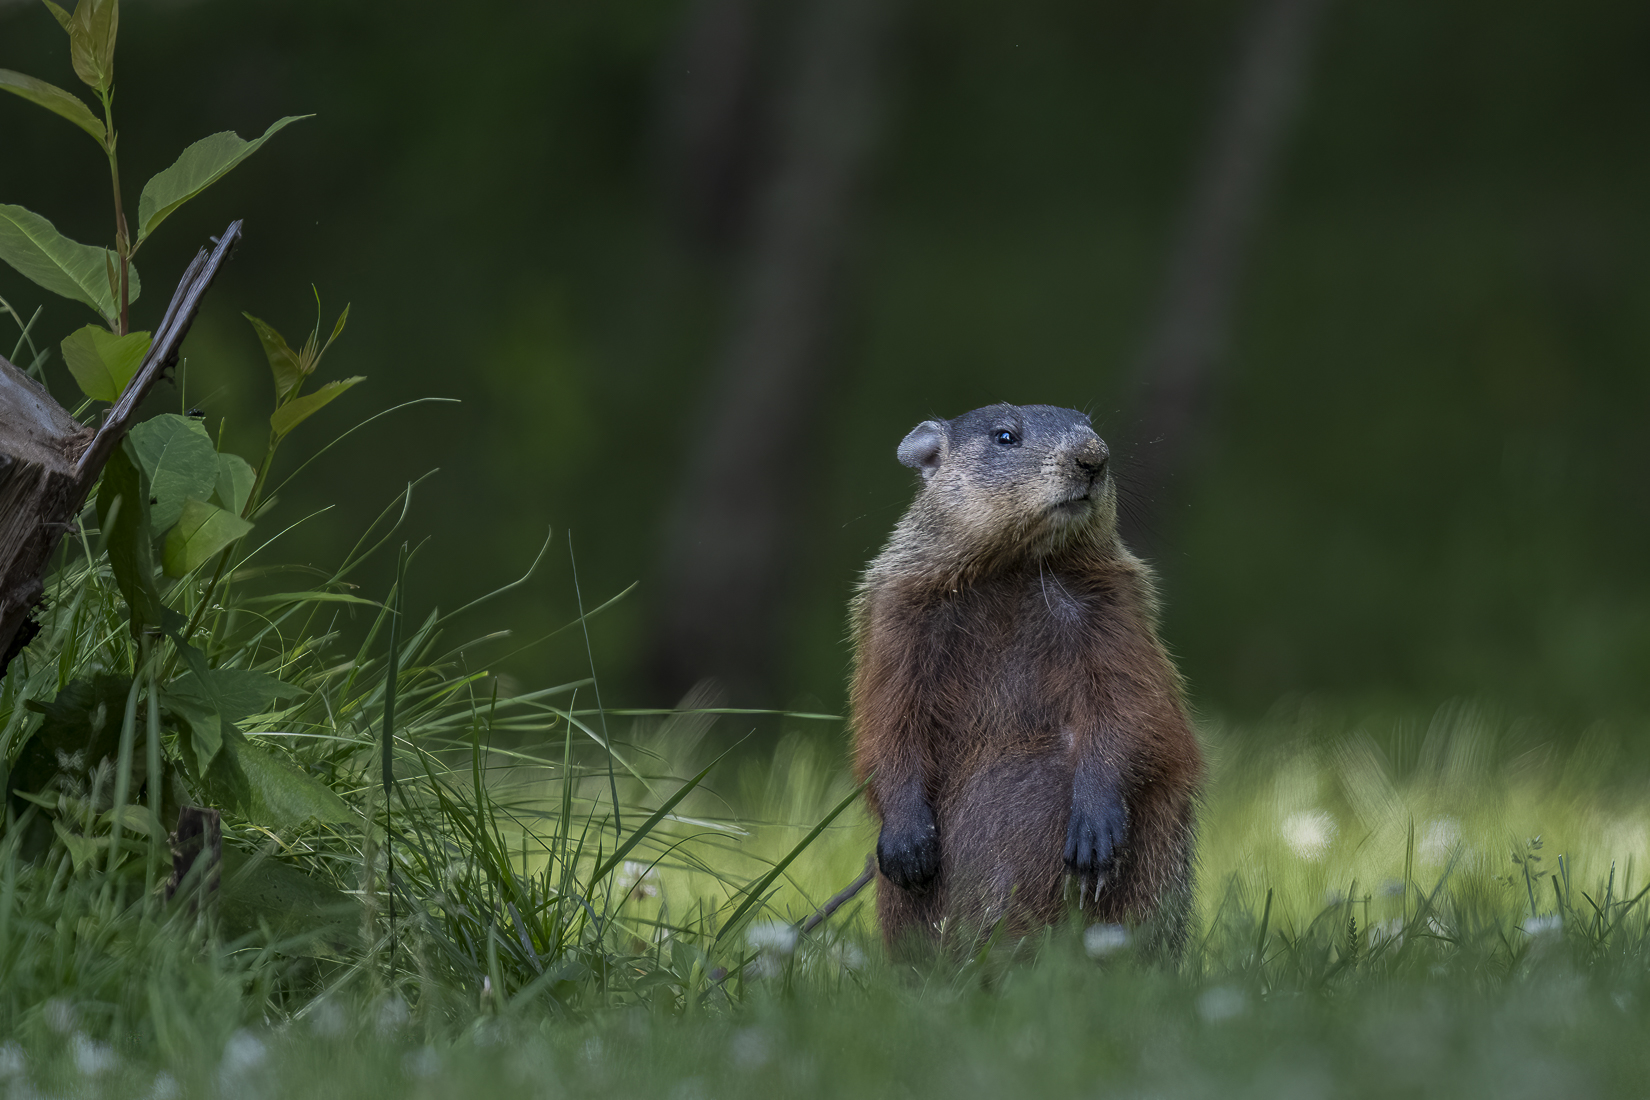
left=877, top=812, right=941, bottom=893
left=1064, top=796, right=1127, bottom=878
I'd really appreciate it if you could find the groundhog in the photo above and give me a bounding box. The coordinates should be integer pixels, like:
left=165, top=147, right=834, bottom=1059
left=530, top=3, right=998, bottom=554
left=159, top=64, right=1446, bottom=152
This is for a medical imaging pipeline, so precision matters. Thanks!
left=850, top=402, right=1202, bottom=953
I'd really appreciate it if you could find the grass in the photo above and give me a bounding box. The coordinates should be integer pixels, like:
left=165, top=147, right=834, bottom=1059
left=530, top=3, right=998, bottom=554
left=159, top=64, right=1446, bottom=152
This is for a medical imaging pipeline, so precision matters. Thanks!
left=8, top=677, right=1650, bottom=1098
left=6, top=307, right=1650, bottom=1098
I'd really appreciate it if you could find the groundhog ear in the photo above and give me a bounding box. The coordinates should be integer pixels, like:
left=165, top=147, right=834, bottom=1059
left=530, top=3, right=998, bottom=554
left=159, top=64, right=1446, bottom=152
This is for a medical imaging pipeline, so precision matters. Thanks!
left=897, top=421, right=947, bottom=479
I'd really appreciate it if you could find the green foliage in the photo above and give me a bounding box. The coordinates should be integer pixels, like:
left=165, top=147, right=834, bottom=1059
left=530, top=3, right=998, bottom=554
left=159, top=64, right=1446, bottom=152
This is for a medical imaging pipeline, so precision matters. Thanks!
left=135, top=116, right=310, bottom=244
left=93, top=442, right=179, bottom=633
left=270, top=377, right=365, bottom=439
left=245, top=301, right=361, bottom=439
left=0, top=204, right=135, bottom=327
left=0, top=0, right=300, bottom=347
left=0, top=68, right=104, bottom=141
left=161, top=498, right=252, bottom=577
left=42, top=0, right=119, bottom=93
left=213, top=452, right=255, bottom=515
left=58, top=323, right=149, bottom=401
left=126, top=413, right=217, bottom=531
left=243, top=314, right=305, bottom=399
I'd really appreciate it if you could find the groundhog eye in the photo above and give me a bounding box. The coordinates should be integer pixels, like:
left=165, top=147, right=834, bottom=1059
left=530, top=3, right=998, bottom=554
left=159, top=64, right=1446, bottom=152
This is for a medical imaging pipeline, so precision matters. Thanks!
left=995, top=430, right=1019, bottom=446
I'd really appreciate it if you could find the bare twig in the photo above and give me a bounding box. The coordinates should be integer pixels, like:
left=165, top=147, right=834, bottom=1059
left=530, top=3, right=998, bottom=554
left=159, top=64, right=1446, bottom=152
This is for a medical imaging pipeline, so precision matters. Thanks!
left=801, top=853, right=876, bottom=934
left=76, top=221, right=244, bottom=485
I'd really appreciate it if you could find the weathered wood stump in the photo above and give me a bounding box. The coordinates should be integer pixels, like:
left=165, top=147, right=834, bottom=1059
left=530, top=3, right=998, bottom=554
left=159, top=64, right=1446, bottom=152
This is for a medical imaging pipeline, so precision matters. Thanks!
left=0, top=222, right=243, bottom=674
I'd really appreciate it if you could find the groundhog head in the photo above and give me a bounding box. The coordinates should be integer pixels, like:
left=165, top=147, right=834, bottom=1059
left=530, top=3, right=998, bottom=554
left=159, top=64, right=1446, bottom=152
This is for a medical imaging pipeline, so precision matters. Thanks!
left=896, top=403, right=1115, bottom=563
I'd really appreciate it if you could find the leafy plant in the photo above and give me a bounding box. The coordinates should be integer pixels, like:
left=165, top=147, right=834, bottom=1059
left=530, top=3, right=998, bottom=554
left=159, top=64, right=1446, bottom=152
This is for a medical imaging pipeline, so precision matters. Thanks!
left=0, top=0, right=304, bottom=371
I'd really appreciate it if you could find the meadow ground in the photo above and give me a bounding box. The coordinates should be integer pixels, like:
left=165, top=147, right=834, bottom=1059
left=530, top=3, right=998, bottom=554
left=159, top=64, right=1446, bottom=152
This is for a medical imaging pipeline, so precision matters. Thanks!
left=5, top=696, right=1650, bottom=1100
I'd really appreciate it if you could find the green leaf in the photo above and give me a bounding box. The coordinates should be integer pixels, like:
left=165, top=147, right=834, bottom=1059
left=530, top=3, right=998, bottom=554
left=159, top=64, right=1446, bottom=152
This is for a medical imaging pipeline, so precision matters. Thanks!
left=164, top=667, right=303, bottom=774
left=127, top=413, right=219, bottom=532
left=52, top=821, right=106, bottom=871
left=0, top=203, right=139, bottom=325
left=136, top=115, right=310, bottom=243
left=219, top=846, right=357, bottom=954
left=41, top=1, right=73, bottom=31
left=59, top=324, right=149, bottom=402
left=235, top=741, right=352, bottom=827
left=95, top=440, right=180, bottom=633
left=213, top=452, right=256, bottom=516
left=243, top=313, right=303, bottom=399
left=0, top=69, right=105, bottom=142
left=271, top=377, right=364, bottom=438
left=160, top=691, right=221, bottom=775
left=162, top=498, right=253, bottom=577
left=13, top=674, right=134, bottom=798
left=239, top=591, right=381, bottom=608
left=177, top=668, right=301, bottom=726
left=51, top=0, right=119, bottom=92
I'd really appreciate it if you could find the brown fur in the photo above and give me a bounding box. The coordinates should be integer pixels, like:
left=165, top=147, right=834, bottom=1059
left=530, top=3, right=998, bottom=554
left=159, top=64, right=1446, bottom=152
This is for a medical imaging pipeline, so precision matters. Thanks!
left=849, top=403, right=1203, bottom=953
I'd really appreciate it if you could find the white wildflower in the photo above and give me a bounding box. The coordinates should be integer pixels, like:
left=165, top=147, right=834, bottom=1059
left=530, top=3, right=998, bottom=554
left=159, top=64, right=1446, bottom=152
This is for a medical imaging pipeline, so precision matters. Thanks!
left=0, top=1043, right=24, bottom=1078
left=1196, top=985, right=1247, bottom=1022
left=830, top=940, right=867, bottom=971
left=307, top=998, right=347, bottom=1038
left=220, top=1031, right=267, bottom=1076
left=1367, top=917, right=1404, bottom=948
left=146, top=1071, right=181, bottom=1100
left=1083, top=923, right=1130, bottom=958
left=402, top=1046, right=443, bottom=1080
left=1281, top=810, right=1337, bottom=861
left=729, top=1028, right=773, bottom=1070
left=1418, top=818, right=1462, bottom=865
left=746, top=921, right=799, bottom=956
left=71, top=1034, right=117, bottom=1076
left=1520, top=913, right=1562, bottom=937
left=615, top=860, right=661, bottom=900
left=375, top=995, right=410, bottom=1037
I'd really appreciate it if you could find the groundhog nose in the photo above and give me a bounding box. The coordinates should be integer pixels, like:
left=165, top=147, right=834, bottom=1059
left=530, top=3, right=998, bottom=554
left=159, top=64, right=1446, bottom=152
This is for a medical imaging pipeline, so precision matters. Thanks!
left=1075, top=441, right=1109, bottom=477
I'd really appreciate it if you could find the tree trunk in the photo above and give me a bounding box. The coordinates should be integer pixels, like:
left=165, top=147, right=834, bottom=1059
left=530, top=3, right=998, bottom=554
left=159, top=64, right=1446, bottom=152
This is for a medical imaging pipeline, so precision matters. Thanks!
left=649, top=0, right=899, bottom=704
left=656, top=0, right=767, bottom=253
left=1122, top=0, right=1332, bottom=555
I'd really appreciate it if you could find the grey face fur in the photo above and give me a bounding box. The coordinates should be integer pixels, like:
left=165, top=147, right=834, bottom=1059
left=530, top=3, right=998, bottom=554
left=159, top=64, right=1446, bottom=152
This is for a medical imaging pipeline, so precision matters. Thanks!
left=895, top=403, right=1114, bottom=560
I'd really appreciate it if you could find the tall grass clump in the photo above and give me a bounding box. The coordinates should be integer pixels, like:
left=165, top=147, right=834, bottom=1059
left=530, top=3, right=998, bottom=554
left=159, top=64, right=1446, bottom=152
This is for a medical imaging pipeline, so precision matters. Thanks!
left=1, top=281, right=862, bottom=1087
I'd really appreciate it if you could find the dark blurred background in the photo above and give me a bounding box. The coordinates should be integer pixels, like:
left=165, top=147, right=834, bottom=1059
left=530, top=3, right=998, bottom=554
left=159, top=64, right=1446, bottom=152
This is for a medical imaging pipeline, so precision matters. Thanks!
left=3, top=0, right=1647, bottom=729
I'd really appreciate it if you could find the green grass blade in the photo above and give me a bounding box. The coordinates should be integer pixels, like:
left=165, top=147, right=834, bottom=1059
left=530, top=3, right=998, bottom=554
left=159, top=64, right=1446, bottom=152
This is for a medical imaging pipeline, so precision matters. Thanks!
left=714, top=778, right=868, bottom=945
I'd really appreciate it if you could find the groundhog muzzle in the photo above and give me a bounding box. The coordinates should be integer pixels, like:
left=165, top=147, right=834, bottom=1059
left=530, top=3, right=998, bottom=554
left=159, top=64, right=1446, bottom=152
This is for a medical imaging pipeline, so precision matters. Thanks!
left=850, top=402, right=1202, bottom=952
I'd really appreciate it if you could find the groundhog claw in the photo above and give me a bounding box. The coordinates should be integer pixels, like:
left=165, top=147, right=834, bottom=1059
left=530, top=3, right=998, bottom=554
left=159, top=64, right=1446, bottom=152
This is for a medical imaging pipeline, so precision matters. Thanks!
left=1064, top=796, right=1127, bottom=878
left=877, top=814, right=941, bottom=892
